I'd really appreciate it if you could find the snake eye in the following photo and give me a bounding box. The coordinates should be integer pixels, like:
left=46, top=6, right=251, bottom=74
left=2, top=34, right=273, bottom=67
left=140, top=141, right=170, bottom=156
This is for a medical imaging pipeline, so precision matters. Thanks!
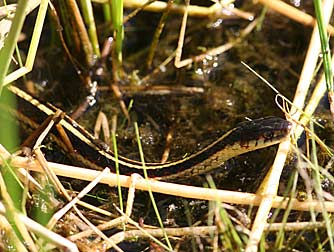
left=263, top=131, right=274, bottom=140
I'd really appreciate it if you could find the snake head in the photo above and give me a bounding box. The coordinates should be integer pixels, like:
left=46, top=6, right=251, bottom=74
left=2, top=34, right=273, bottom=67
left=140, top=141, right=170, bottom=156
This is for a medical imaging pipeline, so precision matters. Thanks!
left=233, top=117, right=292, bottom=149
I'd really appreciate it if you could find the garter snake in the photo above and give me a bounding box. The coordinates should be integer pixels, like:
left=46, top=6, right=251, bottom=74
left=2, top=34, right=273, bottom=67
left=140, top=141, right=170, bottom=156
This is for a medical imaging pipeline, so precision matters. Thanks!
left=1, top=85, right=292, bottom=180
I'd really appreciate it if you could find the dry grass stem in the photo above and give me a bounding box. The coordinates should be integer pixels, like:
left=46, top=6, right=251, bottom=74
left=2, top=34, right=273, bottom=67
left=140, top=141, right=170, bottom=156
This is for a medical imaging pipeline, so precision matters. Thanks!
left=94, top=111, right=111, bottom=143
left=146, top=0, right=173, bottom=69
left=0, top=202, right=80, bottom=252
left=3, top=0, right=48, bottom=86
left=0, top=215, right=28, bottom=252
left=105, top=0, right=254, bottom=19
left=19, top=164, right=114, bottom=218
left=110, top=83, right=130, bottom=122
left=69, top=173, right=141, bottom=241
left=267, top=221, right=326, bottom=231
left=44, top=163, right=124, bottom=251
left=34, top=148, right=65, bottom=196
left=50, top=168, right=111, bottom=227
left=99, top=83, right=205, bottom=95
left=17, top=167, right=43, bottom=191
left=256, top=0, right=334, bottom=35
left=141, top=51, right=176, bottom=82
left=0, top=172, right=36, bottom=251
left=125, top=173, right=141, bottom=216
left=214, top=1, right=254, bottom=20
left=111, top=226, right=218, bottom=244
left=106, top=212, right=330, bottom=248
left=0, top=201, right=80, bottom=251
left=108, top=206, right=172, bottom=251
left=68, top=217, right=126, bottom=241
left=75, top=200, right=115, bottom=217
left=246, top=140, right=291, bottom=252
left=67, top=0, right=94, bottom=66
left=160, top=128, right=173, bottom=163
left=291, top=0, right=334, bottom=137
left=33, top=110, right=63, bottom=149
left=123, top=0, right=156, bottom=24
left=66, top=199, right=124, bottom=251
left=101, top=220, right=329, bottom=245
left=296, top=72, right=329, bottom=137
left=174, top=8, right=258, bottom=68
left=35, top=152, right=120, bottom=252
left=2, top=144, right=334, bottom=213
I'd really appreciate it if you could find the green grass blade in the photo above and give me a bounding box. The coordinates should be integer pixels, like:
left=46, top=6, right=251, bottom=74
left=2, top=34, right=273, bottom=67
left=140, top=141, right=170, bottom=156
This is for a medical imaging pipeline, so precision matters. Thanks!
left=134, top=122, right=173, bottom=250
left=313, top=0, right=333, bottom=92
left=309, top=121, right=334, bottom=251
left=0, top=0, right=28, bottom=94
left=111, top=116, right=124, bottom=212
left=79, top=0, right=101, bottom=57
left=110, top=0, right=123, bottom=64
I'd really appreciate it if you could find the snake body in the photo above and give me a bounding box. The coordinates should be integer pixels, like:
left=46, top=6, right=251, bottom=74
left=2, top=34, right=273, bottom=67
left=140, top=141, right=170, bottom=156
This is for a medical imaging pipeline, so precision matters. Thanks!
left=3, top=85, right=292, bottom=180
